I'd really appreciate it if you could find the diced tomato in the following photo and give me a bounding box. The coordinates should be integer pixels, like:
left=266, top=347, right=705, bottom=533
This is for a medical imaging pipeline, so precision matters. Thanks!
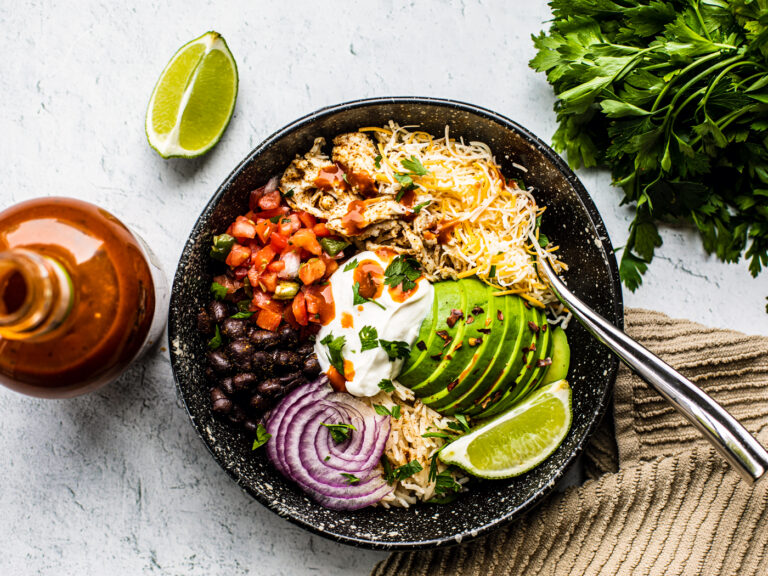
left=249, top=186, right=266, bottom=211
left=269, top=232, right=289, bottom=252
left=278, top=216, right=293, bottom=237
left=289, top=228, right=322, bottom=256
left=282, top=299, right=301, bottom=329
left=247, top=266, right=260, bottom=288
left=257, top=206, right=289, bottom=220
left=226, top=244, right=251, bottom=267
left=289, top=213, right=302, bottom=233
left=292, top=290, right=308, bottom=326
left=258, top=189, right=282, bottom=211
left=231, top=215, right=257, bottom=239
left=233, top=266, right=249, bottom=280
left=251, top=288, right=283, bottom=314
left=254, top=219, right=274, bottom=244
left=252, top=245, right=276, bottom=271
left=299, top=258, right=326, bottom=285
left=304, top=283, right=335, bottom=324
left=213, top=274, right=242, bottom=296
left=256, top=308, right=282, bottom=331
left=320, top=253, right=338, bottom=277
left=267, top=260, right=285, bottom=273
left=312, top=222, right=330, bottom=237
left=258, top=271, right=278, bottom=293
left=298, top=211, right=317, bottom=229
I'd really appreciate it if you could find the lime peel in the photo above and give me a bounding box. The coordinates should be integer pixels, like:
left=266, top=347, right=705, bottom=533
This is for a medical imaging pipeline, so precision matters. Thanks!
left=439, top=379, right=572, bottom=479
left=145, top=31, right=238, bottom=159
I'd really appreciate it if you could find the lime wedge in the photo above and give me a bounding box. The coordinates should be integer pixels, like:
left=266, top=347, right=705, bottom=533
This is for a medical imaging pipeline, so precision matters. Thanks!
left=145, top=31, right=238, bottom=158
left=439, top=380, right=572, bottom=479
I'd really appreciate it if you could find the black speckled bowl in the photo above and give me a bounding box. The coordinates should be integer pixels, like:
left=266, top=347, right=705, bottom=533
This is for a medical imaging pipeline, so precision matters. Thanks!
left=168, top=97, right=623, bottom=550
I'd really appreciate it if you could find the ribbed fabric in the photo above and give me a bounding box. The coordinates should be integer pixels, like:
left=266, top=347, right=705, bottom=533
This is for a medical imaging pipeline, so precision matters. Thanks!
left=373, top=309, right=768, bottom=576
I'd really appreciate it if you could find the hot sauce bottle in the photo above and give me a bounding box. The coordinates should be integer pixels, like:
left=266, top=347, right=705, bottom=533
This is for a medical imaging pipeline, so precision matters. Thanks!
left=0, top=197, right=167, bottom=398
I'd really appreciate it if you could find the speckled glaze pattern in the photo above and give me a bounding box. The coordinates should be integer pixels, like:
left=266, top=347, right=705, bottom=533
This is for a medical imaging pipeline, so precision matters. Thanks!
left=168, top=97, right=624, bottom=550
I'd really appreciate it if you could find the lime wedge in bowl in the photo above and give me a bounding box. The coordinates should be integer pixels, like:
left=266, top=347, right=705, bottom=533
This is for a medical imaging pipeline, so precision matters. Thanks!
left=145, top=31, right=238, bottom=158
left=440, top=380, right=572, bottom=479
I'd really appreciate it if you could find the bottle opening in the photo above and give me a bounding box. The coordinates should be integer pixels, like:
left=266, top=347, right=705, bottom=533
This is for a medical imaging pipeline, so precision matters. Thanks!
left=1, top=270, right=28, bottom=316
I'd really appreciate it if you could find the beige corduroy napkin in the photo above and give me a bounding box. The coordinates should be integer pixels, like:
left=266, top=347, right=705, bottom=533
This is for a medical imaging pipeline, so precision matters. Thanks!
left=373, top=309, right=768, bottom=576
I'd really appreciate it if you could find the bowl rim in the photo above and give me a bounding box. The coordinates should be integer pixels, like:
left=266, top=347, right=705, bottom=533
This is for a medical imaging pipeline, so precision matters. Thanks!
left=168, top=96, right=625, bottom=550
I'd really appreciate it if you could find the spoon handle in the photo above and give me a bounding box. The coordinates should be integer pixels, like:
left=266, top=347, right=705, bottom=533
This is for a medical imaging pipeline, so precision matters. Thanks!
left=539, top=257, right=768, bottom=483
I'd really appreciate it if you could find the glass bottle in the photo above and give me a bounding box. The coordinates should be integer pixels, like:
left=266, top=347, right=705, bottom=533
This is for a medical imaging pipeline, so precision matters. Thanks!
left=0, top=197, right=168, bottom=398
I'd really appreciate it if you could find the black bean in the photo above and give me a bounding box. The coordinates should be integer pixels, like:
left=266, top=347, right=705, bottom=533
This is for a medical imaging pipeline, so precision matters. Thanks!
left=257, top=377, right=283, bottom=398
left=251, top=351, right=275, bottom=377
left=211, top=388, right=233, bottom=414
left=296, top=342, right=315, bottom=356
left=273, top=350, right=302, bottom=370
left=197, top=309, right=214, bottom=334
left=285, top=374, right=307, bottom=392
left=277, top=371, right=303, bottom=386
left=228, top=404, right=246, bottom=424
left=302, top=355, right=321, bottom=378
left=207, top=350, right=233, bottom=374
left=221, top=318, right=247, bottom=340
left=247, top=328, right=280, bottom=349
left=249, top=393, right=269, bottom=411
left=219, top=376, right=235, bottom=396
left=228, top=339, right=254, bottom=369
left=233, top=372, right=259, bottom=394
left=208, top=300, right=229, bottom=323
left=278, top=324, right=300, bottom=347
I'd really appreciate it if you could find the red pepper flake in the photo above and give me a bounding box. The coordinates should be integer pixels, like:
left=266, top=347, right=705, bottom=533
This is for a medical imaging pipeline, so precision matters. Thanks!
left=542, top=324, right=548, bottom=333
left=523, top=300, right=531, bottom=309
left=447, top=379, right=459, bottom=392
left=537, top=357, right=553, bottom=368
left=416, top=340, right=427, bottom=351
left=477, top=328, right=491, bottom=335
left=493, top=391, right=503, bottom=402
left=529, top=342, right=537, bottom=352
left=436, top=330, right=452, bottom=343
left=466, top=315, right=475, bottom=325
left=430, top=353, right=442, bottom=361
left=471, top=305, right=484, bottom=315
left=497, top=310, right=504, bottom=322
left=528, top=321, right=540, bottom=334
left=446, top=354, right=453, bottom=361
left=446, top=309, right=464, bottom=328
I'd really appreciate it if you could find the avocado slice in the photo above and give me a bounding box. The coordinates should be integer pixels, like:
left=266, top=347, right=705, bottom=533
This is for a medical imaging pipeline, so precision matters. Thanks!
left=397, top=288, right=439, bottom=379
left=409, top=278, right=489, bottom=397
left=397, top=281, right=466, bottom=388
left=474, top=311, right=553, bottom=420
left=463, top=301, right=541, bottom=416
left=540, top=326, right=569, bottom=385
left=424, top=291, right=524, bottom=414
left=418, top=281, right=496, bottom=408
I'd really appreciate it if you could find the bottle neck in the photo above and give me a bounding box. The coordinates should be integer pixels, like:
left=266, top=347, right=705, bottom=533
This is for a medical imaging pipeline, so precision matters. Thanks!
left=0, top=249, right=73, bottom=341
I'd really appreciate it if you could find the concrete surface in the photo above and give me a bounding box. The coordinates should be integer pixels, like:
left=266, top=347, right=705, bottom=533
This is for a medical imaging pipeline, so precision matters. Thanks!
left=1, top=1, right=766, bottom=575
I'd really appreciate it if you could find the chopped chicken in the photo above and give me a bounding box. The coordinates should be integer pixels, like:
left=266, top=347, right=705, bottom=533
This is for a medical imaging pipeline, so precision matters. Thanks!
left=332, top=132, right=379, bottom=195
left=279, top=137, right=331, bottom=199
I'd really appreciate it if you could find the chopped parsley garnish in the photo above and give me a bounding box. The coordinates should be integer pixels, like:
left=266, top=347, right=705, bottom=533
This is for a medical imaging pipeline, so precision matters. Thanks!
left=400, top=155, right=428, bottom=176
left=353, top=282, right=386, bottom=310
left=378, top=339, right=410, bottom=361
left=394, top=172, right=416, bottom=193
left=373, top=404, right=401, bottom=420
left=447, top=414, right=471, bottom=434
left=207, top=325, right=223, bottom=350
left=421, top=431, right=454, bottom=440
left=268, top=215, right=282, bottom=223
left=428, top=450, right=441, bottom=483
left=385, top=459, right=423, bottom=484
left=320, top=333, right=346, bottom=376
left=324, top=455, right=331, bottom=461
left=434, top=470, right=462, bottom=496
left=412, top=200, right=431, bottom=214
left=383, top=255, right=421, bottom=292
left=230, top=310, right=254, bottom=319
left=251, top=423, right=272, bottom=450
left=374, top=154, right=382, bottom=169
left=377, top=379, right=395, bottom=393
left=321, top=422, right=356, bottom=444
left=281, top=188, right=295, bottom=198
left=343, top=258, right=359, bottom=272
left=340, top=473, right=360, bottom=485
left=488, top=265, right=497, bottom=278
left=210, top=281, right=228, bottom=301
left=538, top=232, right=550, bottom=248
left=359, top=325, right=379, bottom=351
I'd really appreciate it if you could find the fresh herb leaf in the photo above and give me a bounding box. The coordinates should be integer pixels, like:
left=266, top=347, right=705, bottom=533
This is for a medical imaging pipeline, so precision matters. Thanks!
left=236, top=300, right=251, bottom=313
left=320, top=333, right=346, bottom=376
left=373, top=404, right=401, bottom=419
left=210, top=233, right=235, bottom=261
left=394, top=172, right=416, bottom=197
left=488, top=264, right=497, bottom=278
left=340, top=473, right=360, bottom=484
left=401, top=155, right=428, bottom=176
left=377, top=379, right=395, bottom=393
left=378, top=339, right=410, bottom=361
left=210, top=281, right=228, bottom=301
left=454, top=414, right=471, bottom=432
left=359, top=325, right=379, bottom=351
left=208, top=325, right=223, bottom=350
left=281, top=188, right=295, bottom=198
left=321, top=422, right=357, bottom=444
left=230, top=310, right=254, bottom=319
left=412, top=200, right=431, bottom=213
left=353, top=282, right=386, bottom=310
left=434, top=470, right=462, bottom=496
left=421, top=431, right=454, bottom=440
left=538, top=233, right=550, bottom=248
left=324, top=455, right=331, bottom=461
left=385, top=459, right=423, bottom=484
left=428, top=449, right=442, bottom=483
left=251, top=423, right=271, bottom=450
left=343, top=258, right=359, bottom=272
left=383, top=255, right=422, bottom=292
left=374, top=154, right=382, bottom=169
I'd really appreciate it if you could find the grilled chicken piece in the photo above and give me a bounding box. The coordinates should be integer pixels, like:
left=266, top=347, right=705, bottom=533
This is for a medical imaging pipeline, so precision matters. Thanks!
left=279, top=137, right=330, bottom=199
left=332, top=132, right=379, bottom=195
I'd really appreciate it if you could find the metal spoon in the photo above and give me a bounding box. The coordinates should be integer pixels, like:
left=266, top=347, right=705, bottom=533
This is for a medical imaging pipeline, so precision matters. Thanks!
left=536, top=253, right=768, bottom=483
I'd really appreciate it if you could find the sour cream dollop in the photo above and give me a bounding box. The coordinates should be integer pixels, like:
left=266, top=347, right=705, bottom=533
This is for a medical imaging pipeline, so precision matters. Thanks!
left=314, top=250, right=434, bottom=397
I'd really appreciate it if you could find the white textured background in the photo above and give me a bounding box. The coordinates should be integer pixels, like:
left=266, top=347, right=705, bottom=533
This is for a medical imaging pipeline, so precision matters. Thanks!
left=1, top=1, right=767, bottom=575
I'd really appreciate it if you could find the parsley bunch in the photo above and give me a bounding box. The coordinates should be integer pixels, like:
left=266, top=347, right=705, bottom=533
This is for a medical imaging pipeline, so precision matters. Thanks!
left=531, top=0, right=768, bottom=297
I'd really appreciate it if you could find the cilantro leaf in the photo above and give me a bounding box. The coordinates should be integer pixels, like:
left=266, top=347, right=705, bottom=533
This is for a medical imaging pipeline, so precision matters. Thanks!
left=434, top=470, right=462, bottom=496
left=251, top=423, right=272, bottom=450
left=321, top=422, right=356, bottom=444
left=208, top=325, right=223, bottom=350
left=210, top=281, right=228, bottom=301
left=353, top=282, right=386, bottom=310
left=320, top=333, right=346, bottom=376
left=378, top=339, right=410, bottom=361
left=401, top=155, right=428, bottom=176
left=412, top=200, right=431, bottom=214
left=359, top=325, right=379, bottom=351
left=343, top=258, right=359, bottom=272
left=374, top=154, right=382, bottom=169
left=377, top=379, right=395, bottom=393
left=385, top=459, right=423, bottom=484
left=340, top=473, right=360, bottom=484
left=230, top=310, right=254, bottom=319
left=383, top=255, right=422, bottom=292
